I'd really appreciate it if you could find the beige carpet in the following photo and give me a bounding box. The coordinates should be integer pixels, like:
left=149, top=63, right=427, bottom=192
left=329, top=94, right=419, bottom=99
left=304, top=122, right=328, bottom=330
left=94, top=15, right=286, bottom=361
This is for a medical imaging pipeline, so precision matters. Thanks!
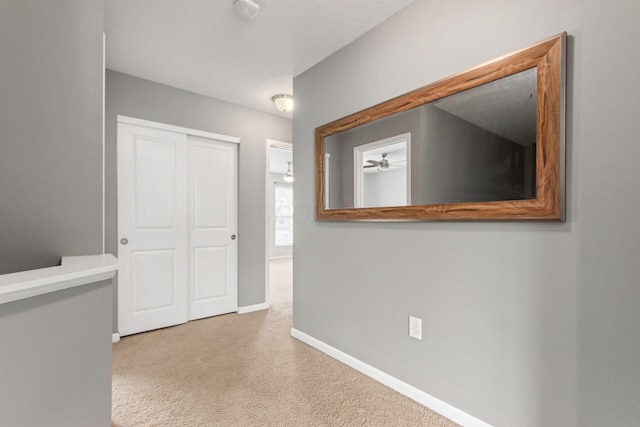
left=112, top=258, right=458, bottom=426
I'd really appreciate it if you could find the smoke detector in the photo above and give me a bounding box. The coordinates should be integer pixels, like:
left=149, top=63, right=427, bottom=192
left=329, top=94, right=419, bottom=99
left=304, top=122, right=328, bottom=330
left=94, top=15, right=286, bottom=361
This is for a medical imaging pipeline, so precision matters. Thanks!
left=233, top=0, right=260, bottom=20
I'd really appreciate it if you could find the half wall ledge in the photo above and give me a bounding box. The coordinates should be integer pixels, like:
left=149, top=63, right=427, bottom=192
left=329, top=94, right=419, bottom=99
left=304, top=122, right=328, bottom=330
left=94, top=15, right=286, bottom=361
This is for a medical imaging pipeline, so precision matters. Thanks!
left=0, top=254, right=119, bottom=304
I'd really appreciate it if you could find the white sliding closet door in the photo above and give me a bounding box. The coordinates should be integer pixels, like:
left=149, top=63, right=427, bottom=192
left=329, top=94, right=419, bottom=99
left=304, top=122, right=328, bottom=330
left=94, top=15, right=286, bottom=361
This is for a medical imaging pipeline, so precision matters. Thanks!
left=117, top=123, right=188, bottom=336
left=188, top=135, right=238, bottom=320
left=118, top=118, right=238, bottom=336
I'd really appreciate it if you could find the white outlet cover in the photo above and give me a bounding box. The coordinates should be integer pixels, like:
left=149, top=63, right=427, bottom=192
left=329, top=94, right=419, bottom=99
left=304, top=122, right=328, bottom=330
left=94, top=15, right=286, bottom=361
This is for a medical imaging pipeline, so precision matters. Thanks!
left=409, top=316, right=422, bottom=340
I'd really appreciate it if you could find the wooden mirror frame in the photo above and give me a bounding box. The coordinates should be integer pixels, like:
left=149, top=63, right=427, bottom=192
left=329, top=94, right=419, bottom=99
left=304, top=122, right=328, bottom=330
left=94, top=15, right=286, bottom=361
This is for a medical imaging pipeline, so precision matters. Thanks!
left=315, top=32, right=566, bottom=222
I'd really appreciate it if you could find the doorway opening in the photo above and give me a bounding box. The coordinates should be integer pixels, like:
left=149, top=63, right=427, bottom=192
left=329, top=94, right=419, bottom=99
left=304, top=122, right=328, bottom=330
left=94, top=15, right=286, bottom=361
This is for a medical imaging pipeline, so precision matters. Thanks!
left=353, top=133, right=411, bottom=208
left=265, top=139, right=293, bottom=308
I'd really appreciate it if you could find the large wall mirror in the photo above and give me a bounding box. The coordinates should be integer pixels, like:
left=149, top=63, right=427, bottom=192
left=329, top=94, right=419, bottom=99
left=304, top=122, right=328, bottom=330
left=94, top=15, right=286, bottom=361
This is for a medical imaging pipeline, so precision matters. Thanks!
left=316, top=33, right=566, bottom=221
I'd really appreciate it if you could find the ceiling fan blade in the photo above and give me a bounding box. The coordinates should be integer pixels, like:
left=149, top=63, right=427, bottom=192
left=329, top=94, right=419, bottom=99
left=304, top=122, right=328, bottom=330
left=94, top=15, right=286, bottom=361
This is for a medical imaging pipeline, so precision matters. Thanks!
left=366, top=160, right=379, bottom=165
left=363, top=164, right=377, bottom=168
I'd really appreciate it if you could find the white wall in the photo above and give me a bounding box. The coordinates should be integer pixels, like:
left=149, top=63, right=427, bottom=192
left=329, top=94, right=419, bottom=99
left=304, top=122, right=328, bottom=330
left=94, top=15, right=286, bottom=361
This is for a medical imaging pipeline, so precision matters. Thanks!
left=293, top=1, right=640, bottom=426
left=363, top=168, right=407, bottom=207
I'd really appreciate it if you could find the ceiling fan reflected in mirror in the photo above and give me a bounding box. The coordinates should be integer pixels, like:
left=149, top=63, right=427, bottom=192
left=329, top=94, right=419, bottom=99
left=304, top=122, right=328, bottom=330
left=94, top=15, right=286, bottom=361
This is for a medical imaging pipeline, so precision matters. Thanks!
left=363, top=153, right=406, bottom=171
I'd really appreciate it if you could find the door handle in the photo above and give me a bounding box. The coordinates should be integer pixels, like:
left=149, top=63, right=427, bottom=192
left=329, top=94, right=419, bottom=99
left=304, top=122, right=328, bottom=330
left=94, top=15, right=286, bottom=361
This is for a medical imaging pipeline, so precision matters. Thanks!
left=120, top=238, right=129, bottom=245
left=231, top=234, right=237, bottom=240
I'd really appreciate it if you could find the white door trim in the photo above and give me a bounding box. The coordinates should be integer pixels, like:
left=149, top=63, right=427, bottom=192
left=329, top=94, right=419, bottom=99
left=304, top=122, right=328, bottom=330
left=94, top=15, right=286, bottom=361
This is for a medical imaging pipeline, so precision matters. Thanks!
left=101, top=33, right=106, bottom=254
left=117, top=115, right=240, bottom=144
left=324, top=153, right=331, bottom=209
left=264, top=139, right=292, bottom=312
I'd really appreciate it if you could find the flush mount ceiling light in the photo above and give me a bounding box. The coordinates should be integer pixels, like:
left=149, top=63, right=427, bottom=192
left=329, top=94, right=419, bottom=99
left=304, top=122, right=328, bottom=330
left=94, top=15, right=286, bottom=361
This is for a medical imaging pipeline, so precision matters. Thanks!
left=283, top=161, right=294, bottom=182
left=272, top=94, right=294, bottom=113
left=233, top=0, right=260, bottom=20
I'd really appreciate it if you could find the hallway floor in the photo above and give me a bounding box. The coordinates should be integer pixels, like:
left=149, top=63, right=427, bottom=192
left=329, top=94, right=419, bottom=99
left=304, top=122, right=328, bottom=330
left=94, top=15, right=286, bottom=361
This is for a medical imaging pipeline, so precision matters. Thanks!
left=111, top=258, right=457, bottom=426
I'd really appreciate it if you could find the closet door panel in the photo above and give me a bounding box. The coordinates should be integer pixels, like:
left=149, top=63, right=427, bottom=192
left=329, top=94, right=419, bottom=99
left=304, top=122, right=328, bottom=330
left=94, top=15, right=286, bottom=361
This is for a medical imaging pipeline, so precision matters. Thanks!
left=188, top=135, right=238, bottom=321
left=118, top=123, right=188, bottom=336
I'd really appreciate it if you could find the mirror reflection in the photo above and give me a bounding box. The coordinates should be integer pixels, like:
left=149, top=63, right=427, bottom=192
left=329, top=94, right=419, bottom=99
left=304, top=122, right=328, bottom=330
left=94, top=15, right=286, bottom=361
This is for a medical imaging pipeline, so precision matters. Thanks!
left=324, top=67, right=538, bottom=210
left=357, top=136, right=409, bottom=208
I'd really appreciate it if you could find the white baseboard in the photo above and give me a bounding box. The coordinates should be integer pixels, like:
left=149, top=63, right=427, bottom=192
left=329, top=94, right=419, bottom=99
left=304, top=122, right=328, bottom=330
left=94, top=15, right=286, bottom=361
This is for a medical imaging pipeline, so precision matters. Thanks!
left=237, top=302, right=269, bottom=314
left=269, top=255, right=292, bottom=260
left=112, top=333, right=120, bottom=343
left=290, top=328, right=492, bottom=427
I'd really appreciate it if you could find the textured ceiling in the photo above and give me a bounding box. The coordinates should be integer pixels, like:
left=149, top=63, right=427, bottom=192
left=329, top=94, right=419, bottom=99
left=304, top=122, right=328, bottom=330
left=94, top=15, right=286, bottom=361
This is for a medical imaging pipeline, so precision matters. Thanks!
left=105, top=0, right=415, bottom=117
left=433, top=68, right=538, bottom=146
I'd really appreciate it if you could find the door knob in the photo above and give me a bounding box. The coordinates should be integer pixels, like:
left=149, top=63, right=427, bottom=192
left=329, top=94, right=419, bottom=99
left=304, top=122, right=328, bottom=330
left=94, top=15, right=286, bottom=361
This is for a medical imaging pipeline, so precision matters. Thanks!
left=120, top=238, right=129, bottom=245
left=231, top=234, right=237, bottom=240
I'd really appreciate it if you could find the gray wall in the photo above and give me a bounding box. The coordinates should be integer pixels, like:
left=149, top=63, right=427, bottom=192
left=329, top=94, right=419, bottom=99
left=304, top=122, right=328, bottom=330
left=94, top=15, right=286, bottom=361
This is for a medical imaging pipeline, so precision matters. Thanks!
left=0, top=2, right=111, bottom=425
left=293, top=1, right=640, bottom=426
left=105, top=70, right=292, bottom=331
left=0, top=281, right=113, bottom=427
left=416, top=105, right=533, bottom=205
left=0, top=0, right=104, bottom=274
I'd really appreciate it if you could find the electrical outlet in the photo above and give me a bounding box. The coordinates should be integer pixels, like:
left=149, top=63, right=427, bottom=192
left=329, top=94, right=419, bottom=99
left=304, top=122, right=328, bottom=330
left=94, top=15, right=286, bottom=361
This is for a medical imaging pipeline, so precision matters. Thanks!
left=409, top=316, right=422, bottom=340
